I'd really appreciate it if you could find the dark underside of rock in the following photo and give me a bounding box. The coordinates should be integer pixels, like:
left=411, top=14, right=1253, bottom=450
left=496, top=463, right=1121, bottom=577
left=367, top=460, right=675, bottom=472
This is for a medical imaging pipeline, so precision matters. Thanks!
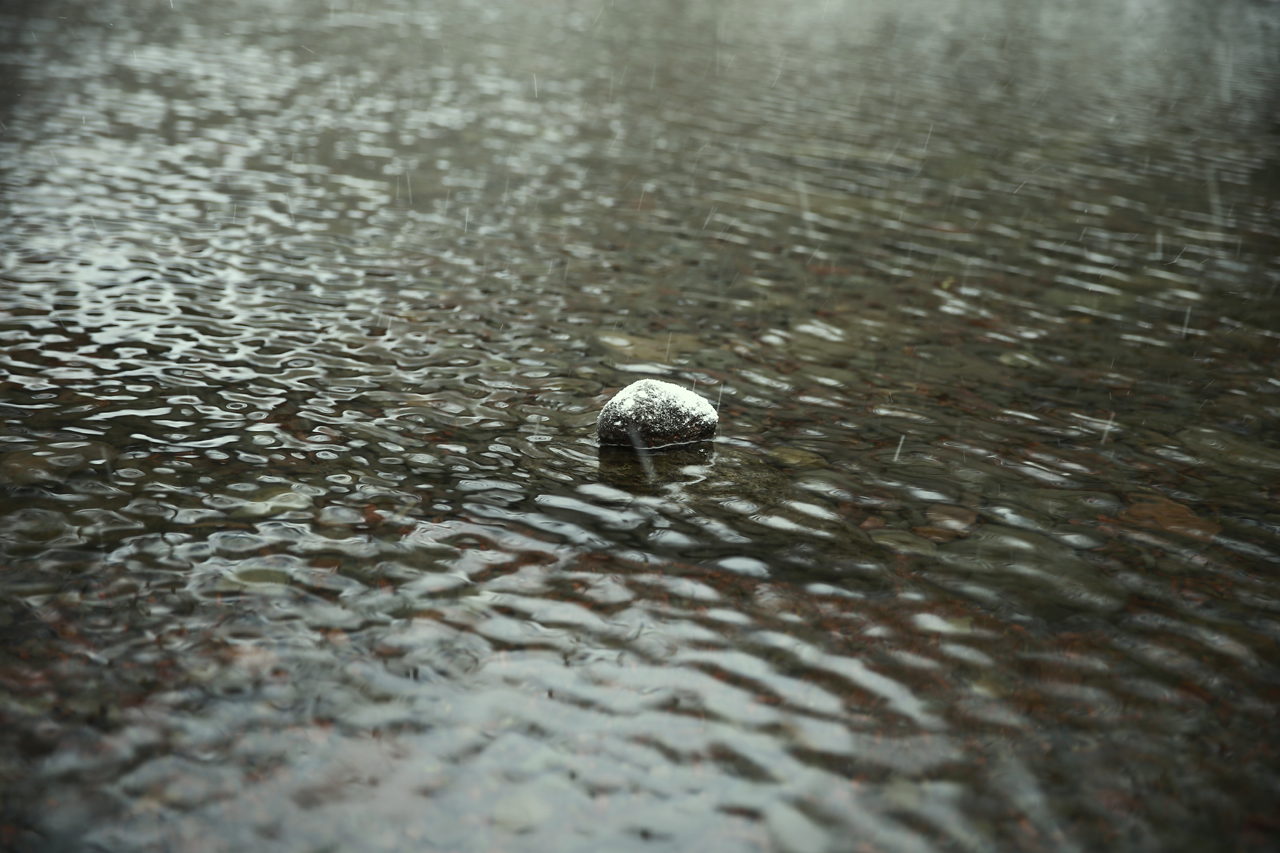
left=597, top=411, right=715, bottom=448
left=597, top=379, right=717, bottom=449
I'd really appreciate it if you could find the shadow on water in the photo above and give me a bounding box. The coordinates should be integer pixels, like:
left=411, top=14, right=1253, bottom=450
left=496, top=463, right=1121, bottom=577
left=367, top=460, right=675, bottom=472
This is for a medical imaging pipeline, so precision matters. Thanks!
left=2, top=0, right=1280, bottom=850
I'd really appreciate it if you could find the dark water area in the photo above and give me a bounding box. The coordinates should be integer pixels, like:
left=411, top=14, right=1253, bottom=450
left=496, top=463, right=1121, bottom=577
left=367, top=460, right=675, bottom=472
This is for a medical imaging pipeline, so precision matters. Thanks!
left=1, top=0, right=1279, bottom=850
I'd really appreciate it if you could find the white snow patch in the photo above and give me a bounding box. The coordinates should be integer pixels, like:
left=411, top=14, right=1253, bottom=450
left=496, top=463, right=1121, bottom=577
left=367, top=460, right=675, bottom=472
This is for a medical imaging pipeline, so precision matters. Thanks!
left=607, top=379, right=714, bottom=420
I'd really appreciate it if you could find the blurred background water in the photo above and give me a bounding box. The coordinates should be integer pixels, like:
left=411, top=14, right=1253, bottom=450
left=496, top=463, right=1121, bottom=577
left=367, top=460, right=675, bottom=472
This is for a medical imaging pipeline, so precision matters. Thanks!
left=1, top=0, right=1279, bottom=850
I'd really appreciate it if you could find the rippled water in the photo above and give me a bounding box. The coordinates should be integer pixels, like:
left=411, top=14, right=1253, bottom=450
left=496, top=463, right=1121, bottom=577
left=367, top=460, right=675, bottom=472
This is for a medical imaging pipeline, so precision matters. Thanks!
left=2, top=0, right=1279, bottom=850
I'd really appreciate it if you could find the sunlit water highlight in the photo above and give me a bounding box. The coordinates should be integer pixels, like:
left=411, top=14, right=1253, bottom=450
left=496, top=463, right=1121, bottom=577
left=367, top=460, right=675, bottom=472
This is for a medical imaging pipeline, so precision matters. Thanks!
left=2, top=0, right=1279, bottom=850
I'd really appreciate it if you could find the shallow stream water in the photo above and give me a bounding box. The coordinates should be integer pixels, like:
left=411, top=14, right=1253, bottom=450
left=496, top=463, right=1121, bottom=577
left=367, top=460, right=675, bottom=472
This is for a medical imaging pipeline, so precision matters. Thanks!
left=2, top=0, right=1280, bottom=850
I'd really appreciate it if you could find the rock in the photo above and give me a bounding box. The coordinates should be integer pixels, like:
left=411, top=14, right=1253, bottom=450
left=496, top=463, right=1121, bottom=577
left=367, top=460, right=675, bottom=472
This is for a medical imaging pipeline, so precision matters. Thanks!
left=767, top=447, right=827, bottom=469
left=868, top=529, right=938, bottom=555
left=596, top=379, right=717, bottom=449
left=925, top=504, right=979, bottom=532
left=1176, top=427, right=1280, bottom=472
left=229, top=486, right=314, bottom=519
left=1118, top=494, right=1220, bottom=541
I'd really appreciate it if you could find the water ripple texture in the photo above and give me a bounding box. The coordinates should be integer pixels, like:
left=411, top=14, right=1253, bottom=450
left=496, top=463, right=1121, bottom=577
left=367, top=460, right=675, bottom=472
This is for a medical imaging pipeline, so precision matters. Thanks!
left=2, top=1, right=1279, bottom=851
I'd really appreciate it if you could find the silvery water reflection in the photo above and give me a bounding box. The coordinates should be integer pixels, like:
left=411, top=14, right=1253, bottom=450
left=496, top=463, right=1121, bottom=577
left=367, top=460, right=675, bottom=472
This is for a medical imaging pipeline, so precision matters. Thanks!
left=1, top=0, right=1278, bottom=850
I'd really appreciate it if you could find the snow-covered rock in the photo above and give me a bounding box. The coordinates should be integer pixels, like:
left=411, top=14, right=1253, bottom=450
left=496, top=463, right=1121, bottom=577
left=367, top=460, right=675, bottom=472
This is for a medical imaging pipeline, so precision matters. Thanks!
left=597, top=379, right=717, bottom=449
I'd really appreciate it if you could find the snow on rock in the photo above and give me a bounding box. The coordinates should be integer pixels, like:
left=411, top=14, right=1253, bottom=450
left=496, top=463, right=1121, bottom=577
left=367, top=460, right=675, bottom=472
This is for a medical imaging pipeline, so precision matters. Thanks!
left=597, top=379, right=717, bottom=449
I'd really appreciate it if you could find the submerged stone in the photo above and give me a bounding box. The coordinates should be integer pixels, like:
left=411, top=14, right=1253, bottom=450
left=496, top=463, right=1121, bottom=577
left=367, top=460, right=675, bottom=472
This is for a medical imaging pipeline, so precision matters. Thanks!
left=597, top=378, right=717, bottom=449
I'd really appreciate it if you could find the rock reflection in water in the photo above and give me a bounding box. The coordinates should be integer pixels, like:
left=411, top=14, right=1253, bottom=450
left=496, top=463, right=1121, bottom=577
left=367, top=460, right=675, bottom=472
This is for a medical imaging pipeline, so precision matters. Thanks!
left=598, top=442, right=715, bottom=489
left=1, top=0, right=1280, bottom=851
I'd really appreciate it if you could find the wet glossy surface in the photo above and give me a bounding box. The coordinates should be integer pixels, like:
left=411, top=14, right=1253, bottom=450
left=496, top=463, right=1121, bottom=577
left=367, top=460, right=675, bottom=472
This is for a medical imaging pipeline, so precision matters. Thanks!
left=2, top=0, right=1279, bottom=850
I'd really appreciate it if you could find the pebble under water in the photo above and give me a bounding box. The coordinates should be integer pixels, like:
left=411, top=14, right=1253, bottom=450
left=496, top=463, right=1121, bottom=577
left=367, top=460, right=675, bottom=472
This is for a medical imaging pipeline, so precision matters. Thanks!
left=2, top=0, right=1279, bottom=850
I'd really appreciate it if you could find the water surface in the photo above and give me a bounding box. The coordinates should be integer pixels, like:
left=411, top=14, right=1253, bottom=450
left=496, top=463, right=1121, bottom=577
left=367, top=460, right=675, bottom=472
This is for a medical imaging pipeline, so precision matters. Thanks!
left=2, top=0, right=1279, bottom=850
